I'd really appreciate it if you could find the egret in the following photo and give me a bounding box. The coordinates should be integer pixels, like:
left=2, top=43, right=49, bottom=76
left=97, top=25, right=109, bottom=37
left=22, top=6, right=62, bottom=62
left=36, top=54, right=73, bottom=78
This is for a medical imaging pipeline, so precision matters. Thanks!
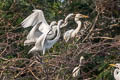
left=28, top=20, right=64, bottom=55
left=24, top=21, right=57, bottom=46
left=21, top=9, right=73, bottom=45
left=46, top=13, right=74, bottom=40
left=72, top=56, right=84, bottom=78
left=63, top=14, right=89, bottom=42
left=21, top=9, right=52, bottom=45
left=110, top=63, right=120, bottom=80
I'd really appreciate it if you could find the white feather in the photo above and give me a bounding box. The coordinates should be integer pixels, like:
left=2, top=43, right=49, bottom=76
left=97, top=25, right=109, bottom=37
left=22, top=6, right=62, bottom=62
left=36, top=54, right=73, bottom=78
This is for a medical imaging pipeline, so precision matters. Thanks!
left=21, top=9, right=48, bottom=28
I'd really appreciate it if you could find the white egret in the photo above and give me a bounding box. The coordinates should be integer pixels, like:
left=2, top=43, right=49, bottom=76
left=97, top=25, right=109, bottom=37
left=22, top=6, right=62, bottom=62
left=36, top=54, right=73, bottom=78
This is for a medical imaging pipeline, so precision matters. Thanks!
left=110, top=63, right=120, bottom=80
left=46, top=13, right=74, bottom=40
left=63, top=14, right=89, bottom=42
left=72, top=56, right=84, bottom=78
left=21, top=10, right=73, bottom=45
left=28, top=20, right=64, bottom=55
left=24, top=22, right=42, bottom=46
left=24, top=21, right=57, bottom=46
left=21, top=9, right=52, bottom=45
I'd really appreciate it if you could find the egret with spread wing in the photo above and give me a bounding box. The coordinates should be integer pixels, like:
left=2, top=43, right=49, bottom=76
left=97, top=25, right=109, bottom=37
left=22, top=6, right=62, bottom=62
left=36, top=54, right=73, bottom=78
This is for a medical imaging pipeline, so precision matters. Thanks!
left=28, top=20, right=64, bottom=55
left=64, top=14, right=88, bottom=42
left=24, top=21, right=57, bottom=46
left=21, top=9, right=52, bottom=45
left=22, top=10, right=73, bottom=45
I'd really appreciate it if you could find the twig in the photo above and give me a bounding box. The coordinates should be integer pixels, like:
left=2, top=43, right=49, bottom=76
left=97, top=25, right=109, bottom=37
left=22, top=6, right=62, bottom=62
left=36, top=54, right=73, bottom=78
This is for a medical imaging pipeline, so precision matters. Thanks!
left=90, top=36, right=114, bottom=40
left=14, top=69, right=26, bottom=78
left=82, top=12, right=100, bottom=42
left=0, top=70, right=4, bottom=78
left=0, top=47, right=7, bottom=56
left=0, top=57, right=8, bottom=61
left=28, top=68, right=40, bottom=80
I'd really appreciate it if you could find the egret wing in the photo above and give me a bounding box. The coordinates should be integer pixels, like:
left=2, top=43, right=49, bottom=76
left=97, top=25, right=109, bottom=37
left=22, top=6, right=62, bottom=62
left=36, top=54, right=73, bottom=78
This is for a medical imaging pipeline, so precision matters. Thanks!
left=34, top=34, right=46, bottom=50
left=26, top=22, right=43, bottom=40
left=64, top=29, right=74, bottom=42
left=35, top=29, right=49, bottom=49
left=38, top=22, right=51, bottom=33
left=21, top=9, right=48, bottom=28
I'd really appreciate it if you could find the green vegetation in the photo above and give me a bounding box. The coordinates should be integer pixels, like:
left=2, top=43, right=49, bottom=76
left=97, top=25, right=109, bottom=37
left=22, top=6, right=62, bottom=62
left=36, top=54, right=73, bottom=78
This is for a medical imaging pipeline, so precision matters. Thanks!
left=0, top=0, right=120, bottom=80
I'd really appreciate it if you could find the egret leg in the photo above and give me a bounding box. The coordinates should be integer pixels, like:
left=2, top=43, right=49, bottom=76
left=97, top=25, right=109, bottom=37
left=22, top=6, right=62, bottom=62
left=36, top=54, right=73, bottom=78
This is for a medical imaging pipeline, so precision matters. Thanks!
left=33, top=52, right=42, bottom=63
left=48, top=50, right=51, bottom=56
left=43, top=48, right=46, bottom=55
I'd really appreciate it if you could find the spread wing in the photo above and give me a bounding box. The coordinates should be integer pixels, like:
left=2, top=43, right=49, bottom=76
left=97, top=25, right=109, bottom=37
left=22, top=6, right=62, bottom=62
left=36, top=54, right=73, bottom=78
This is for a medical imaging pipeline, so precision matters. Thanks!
left=26, top=22, right=43, bottom=40
left=38, top=22, right=51, bottom=33
left=21, top=9, right=48, bottom=28
left=34, top=33, right=46, bottom=50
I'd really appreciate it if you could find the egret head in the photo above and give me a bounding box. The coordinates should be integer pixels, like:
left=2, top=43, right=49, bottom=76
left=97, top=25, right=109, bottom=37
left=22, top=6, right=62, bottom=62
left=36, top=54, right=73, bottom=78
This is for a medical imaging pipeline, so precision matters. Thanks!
left=58, top=19, right=64, bottom=26
left=75, top=13, right=89, bottom=19
left=80, top=56, right=84, bottom=60
left=109, top=63, right=120, bottom=69
left=79, top=56, right=85, bottom=66
left=50, top=21, right=57, bottom=27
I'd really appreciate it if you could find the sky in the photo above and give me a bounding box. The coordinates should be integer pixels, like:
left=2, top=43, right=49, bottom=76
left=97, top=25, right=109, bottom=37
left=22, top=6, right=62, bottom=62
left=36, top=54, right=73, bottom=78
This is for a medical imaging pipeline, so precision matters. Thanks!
left=60, top=0, right=64, bottom=2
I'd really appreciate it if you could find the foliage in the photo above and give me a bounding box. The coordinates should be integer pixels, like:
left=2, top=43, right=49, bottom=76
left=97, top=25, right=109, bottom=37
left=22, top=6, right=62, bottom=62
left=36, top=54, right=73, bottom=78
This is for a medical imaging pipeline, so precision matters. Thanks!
left=0, top=0, right=120, bottom=80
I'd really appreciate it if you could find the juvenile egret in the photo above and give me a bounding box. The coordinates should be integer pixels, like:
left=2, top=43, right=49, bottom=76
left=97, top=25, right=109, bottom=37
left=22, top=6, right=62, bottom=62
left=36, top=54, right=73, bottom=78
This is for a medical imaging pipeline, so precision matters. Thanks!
left=28, top=20, right=64, bottom=55
left=63, top=14, right=89, bottom=42
left=72, top=56, right=84, bottom=78
left=110, top=63, right=120, bottom=80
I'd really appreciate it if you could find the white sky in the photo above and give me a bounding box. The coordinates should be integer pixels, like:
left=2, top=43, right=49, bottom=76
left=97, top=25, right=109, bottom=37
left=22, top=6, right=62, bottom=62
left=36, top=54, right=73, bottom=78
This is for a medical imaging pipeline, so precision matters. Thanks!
left=60, top=0, right=64, bottom=2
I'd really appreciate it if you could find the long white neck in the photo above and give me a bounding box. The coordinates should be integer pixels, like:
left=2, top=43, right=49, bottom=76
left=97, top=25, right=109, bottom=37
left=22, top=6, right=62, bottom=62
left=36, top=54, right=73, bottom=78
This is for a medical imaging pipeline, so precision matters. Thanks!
left=71, top=18, right=82, bottom=37
left=48, top=21, right=62, bottom=44
left=114, top=69, right=120, bottom=80
left=78, top=57, right=84, bottom=67
left=60, top=14, right=73, bottom=28
left=53, top=21, right=61, bottom=41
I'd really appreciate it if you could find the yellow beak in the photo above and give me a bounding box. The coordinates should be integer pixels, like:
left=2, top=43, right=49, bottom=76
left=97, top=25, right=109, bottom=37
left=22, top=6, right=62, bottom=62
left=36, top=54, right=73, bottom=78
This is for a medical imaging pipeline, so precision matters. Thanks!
left=109, top=64, right=116, bottom=67
left=82, top=15, right=89, bottom=18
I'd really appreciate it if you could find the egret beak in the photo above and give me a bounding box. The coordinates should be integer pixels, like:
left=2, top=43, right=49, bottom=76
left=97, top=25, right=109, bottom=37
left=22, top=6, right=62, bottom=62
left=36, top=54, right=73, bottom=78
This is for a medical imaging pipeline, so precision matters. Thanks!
left=82, top=15, right=89, bottom=18
left=109, top=64, right=116, bottom=67
left=56, top=22, right=58, bottom=24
